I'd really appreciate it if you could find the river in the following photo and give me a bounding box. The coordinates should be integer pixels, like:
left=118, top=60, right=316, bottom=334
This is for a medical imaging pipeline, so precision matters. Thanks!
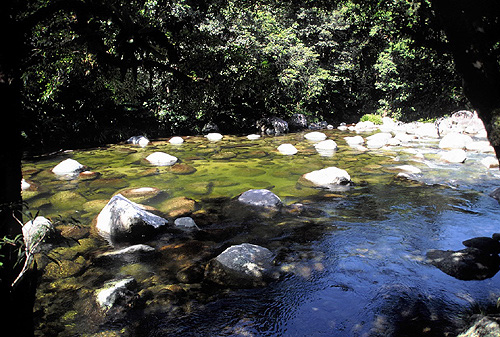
left=22, top=127, right=500, bottom=336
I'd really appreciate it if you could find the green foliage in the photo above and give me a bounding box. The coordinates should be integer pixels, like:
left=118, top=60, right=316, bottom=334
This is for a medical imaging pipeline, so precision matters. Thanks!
left=359, top=114, right=384, bottom=125
left=18, top=0, right=468, bottom=151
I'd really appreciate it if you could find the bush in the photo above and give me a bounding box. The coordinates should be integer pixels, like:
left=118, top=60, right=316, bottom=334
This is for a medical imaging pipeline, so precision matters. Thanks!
left=359, top=114, right=384, bottom=125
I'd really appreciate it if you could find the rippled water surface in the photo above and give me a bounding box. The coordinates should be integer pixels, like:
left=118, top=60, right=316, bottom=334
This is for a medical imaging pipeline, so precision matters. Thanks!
left=22, top=130, right=500, bottom=336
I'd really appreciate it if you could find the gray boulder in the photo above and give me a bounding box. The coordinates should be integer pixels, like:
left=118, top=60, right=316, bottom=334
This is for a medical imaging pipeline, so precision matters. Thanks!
left=288, top=113, right=308, bottom=132
left=96, top=277, right=137, bottom=311
left=237, top=189, right=282, bottom=208
left=204, top=243, right=277, bottom=287
left=256, top=117, right=289, bottom=136
left=95, top=194, right=168, bottom=244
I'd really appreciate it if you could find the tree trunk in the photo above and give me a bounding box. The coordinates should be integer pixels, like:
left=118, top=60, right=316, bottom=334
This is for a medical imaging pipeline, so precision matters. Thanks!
left=431, top=0, right=500, bottom=159
left=0, top=1, right=35, bottom=336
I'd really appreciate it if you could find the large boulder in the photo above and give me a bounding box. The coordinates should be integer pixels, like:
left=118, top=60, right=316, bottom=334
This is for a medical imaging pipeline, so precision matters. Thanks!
left=95, top=194, right=168, bottom=244
left=256, top=117, right=289, bottom=136
left=301, top=167, right=351, bottom=190
left=237, top=189, right=283, bottom=208
left=204, top=243, right=276, bottom=287
left=288, top=113, right=308, bottom=132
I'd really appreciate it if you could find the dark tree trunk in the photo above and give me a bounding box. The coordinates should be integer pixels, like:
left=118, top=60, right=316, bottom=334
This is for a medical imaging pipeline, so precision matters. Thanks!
left=431, top=0, right=500, bottom=159
left=0, top=1, right=35, bottom=336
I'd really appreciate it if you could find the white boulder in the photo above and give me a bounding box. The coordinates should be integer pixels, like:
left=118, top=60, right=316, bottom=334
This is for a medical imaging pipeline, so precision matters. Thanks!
left=439, top=133, right=473, bottom=149
left=247, top=134, right=261, bottom=140
left=304, top=131, right=327, bottom=141
left=96, top=194, right=168, bottom=244
left=52, top=158, right=84, bottom=175
left=205, top=133, right=223, bottom=141
left=440, top=149, right=467, bottom=163
left=366, top=132, right=393, bottom=149
left=23, top=216, right=54, bottom=253
left=314, top=139, right=338, bottom=156
left=146, top=152, right=178, bottom=166
left=277, top=143, right=298, bottom=155
left=344, top=136, right=364, bottom=146
left=302, top=167, right=351, bottom=189
left=169, top=136, right=184, bottom=145
left=481, top=157, right=499, bottom=169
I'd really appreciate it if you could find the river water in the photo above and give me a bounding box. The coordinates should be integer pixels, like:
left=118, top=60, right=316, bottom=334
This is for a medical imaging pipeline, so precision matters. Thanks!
left=22, top=129, right=500, bottom=336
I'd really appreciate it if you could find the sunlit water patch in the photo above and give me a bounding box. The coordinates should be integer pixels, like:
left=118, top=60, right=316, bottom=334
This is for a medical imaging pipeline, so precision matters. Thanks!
left=21, top=129, right=500, bottom=336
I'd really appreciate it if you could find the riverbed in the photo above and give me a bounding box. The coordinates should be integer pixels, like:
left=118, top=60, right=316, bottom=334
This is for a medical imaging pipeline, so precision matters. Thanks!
left=22, top=127, right=500, bottom=336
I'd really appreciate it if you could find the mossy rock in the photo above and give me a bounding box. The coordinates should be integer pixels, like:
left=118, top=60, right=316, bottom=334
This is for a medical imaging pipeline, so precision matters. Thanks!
left=211, top=151, right=237, bottom=160
left=115, top=187, right=161, bottom=203
left=49, top=191, right=87, bottom=209
left=158, top=197, right=197, bottom=217
left=169, top=163, right=197, bottom=175
left=83, top=199, right=109, bottom=213
left=44, top=256, right=87, bottom=279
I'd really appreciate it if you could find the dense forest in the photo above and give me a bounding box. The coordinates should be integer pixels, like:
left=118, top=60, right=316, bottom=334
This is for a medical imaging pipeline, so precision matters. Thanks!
left=17, top=0, right=469, bottom=152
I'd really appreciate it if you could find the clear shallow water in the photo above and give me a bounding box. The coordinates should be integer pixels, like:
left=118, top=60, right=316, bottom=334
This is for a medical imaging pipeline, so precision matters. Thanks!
left=22, top=129, right=500, bottom=336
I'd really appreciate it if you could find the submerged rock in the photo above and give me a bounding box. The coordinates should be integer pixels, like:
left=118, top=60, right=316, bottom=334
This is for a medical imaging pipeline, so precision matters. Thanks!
left=95, top=194, right=168, bottom=244
left=237, top=189, right=282, bottom=208
left=174, top=217, right=199, bottom=231
left=204, top=243, right=277, bottom=288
